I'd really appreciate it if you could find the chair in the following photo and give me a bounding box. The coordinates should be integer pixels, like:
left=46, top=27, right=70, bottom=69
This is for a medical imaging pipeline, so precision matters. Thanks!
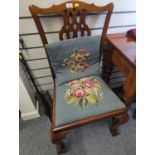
left=29, top=1, right=128, bottom=154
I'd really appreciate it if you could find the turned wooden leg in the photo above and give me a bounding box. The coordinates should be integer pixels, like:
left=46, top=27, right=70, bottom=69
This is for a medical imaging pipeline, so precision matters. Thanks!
left=110, top=112, right=129, bottom=136
left=122, top=69, right=136, bottom=106
left=51, top=129, right=68, bottom=154
left=104, top=61, right=113, bottom=84
left=103, top=44, right=114, bottom=84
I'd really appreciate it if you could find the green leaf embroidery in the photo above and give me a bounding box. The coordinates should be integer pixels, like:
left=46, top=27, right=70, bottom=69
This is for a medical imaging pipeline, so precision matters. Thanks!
left=67, top=96, right=76, bottom=104
left=64, top=77, right=104, bottom=108
left=62, top=49, right=90, bottom=74
left=79, top=99, right=84, bottom=108
left=86, top=95, right=97, bottom=105
left=94, top=82, right=103, bottom=89
left=81, top=98, right=87, bottom=108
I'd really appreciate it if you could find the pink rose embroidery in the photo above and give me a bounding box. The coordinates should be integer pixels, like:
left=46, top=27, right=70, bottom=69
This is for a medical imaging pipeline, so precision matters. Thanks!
left=84, top=79, right=94, bottom=88
left=80, top=49, right=86, bottom=53
left=73, top=89, right=85, bottom=99
left=71, top=80, right=79, bottom=85
left=67, top=61, right=75, bottom=66
left=75, top=55, right=85, bottom=62
left=64, top=77, right=104, bottom=108
left=83, top=63, right=89, bottom=70
left=62, top=49, right=90, bottom=74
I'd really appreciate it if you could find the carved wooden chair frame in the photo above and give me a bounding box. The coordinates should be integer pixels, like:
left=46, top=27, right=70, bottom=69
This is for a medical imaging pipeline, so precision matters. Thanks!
left=29, top=1, right=128, bottom=154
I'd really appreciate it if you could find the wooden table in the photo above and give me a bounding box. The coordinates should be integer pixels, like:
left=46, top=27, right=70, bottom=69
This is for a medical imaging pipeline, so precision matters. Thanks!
left=105, top=33, right=136, bottom=106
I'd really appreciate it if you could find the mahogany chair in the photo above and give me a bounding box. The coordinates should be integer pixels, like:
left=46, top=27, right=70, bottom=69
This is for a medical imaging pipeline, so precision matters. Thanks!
left=29, top=1, right=128, bottom=154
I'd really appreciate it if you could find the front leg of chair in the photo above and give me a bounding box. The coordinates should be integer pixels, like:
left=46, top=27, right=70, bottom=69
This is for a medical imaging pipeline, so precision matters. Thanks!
left=51, top=130, right=68, bottom=154
left=110, top=112, right=129, bottom=136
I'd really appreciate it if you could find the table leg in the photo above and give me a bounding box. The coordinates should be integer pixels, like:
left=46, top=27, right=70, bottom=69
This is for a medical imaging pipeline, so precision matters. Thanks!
left=104, top=44, right=113, bottom=84
left=122, top=69, right=136, bottom=106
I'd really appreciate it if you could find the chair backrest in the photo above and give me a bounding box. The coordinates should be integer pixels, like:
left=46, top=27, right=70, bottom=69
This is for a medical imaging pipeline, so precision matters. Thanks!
left=29, top=1, right=113, bottom=80
left=29, top=1, right=113, bottom=51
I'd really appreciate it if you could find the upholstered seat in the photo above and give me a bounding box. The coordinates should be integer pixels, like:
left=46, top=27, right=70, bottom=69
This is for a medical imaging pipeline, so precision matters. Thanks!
left=55, top=75, right=125, bottom=127
left=45, top=35, right=125, bottom=127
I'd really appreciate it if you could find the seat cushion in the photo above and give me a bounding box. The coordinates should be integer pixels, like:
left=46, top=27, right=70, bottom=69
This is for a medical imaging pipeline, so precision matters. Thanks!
left=45, top=35, right=101, bottom=85
left=55, top=75, right=125, bottom=127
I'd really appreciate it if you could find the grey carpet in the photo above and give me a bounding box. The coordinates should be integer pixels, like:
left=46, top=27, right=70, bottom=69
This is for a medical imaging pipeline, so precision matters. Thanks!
left=19, top=111, right=135, bottom=155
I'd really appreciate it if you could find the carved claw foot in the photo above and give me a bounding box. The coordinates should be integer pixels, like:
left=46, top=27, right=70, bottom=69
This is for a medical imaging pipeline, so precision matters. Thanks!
left=56, top=141, right=66, bottom=154
left=110, top=112, right=129, bottom=136
left=51, top=130, right=68, bottom=154
left=110, top=127, right=119, bottom=136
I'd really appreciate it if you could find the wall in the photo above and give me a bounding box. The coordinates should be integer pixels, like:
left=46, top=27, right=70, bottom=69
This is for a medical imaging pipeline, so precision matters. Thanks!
left=19, top=62, right=37, bottom=107
left=19, top=0, right=136, bottom=95
left=19, top=62, right=40, bottom=120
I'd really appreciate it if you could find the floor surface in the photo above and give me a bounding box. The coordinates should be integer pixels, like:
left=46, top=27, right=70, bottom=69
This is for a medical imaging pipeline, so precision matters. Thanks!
left=19, top=111, right=136, bottom=155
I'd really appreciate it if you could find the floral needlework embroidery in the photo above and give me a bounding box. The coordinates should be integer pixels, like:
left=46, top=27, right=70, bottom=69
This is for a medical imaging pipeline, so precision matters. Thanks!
left=64, top=77, right=104, bottom=108
left=62, top=49, right=90, bottom=74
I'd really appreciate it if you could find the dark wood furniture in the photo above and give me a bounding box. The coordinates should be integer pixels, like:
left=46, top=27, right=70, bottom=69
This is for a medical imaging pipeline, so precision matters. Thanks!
left=29, top=1, right=129, bottom=154
left=105, top=33, right=136, bottom=106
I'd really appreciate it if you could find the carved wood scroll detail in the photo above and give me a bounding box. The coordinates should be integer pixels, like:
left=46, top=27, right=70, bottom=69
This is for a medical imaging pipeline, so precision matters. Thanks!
left=59, top=8, right=91, bottom=40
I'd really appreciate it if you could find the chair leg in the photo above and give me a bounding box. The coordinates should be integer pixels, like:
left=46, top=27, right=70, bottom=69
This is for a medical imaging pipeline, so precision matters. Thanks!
left=110, top=112, right=129, bottom=136
left=51, top=129, right=68, bottom=154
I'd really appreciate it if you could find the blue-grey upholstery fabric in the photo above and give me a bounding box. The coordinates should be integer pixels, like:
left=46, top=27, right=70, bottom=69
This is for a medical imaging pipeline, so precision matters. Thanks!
left=55, top=75, right=125, bottom=127
left=45, top=35, right=101, bottom=85
left=45, top=36, right=125, bottom=127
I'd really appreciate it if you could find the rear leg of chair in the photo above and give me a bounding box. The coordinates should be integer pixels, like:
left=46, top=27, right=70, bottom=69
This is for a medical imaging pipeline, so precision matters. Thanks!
left=55, top=141, right=66, bottom=154
left=110, top=112, right=129, bottom=136
left=51, top=129, right=68, bottom=154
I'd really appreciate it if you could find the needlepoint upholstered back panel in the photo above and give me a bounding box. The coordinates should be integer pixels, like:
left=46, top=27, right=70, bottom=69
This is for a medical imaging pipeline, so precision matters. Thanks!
left=45, top=35, right=101, bottom=85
